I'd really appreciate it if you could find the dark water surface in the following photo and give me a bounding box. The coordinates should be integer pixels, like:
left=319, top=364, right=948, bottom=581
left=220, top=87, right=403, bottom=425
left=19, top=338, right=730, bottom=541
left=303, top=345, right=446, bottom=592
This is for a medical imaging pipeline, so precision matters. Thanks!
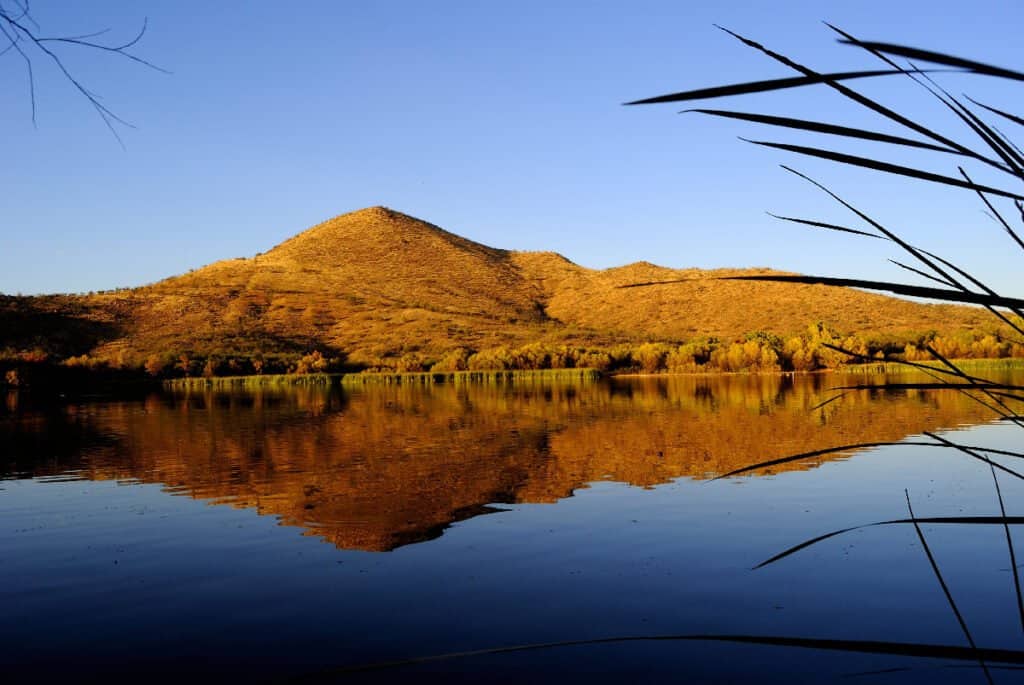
left=2, top=374, right=1024, bottom=683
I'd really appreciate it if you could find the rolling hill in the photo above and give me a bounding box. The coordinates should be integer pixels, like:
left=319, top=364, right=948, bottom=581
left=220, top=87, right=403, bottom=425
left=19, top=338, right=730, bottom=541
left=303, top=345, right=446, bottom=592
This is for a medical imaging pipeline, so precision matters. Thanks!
left=0, top=206, right=996, bottom=371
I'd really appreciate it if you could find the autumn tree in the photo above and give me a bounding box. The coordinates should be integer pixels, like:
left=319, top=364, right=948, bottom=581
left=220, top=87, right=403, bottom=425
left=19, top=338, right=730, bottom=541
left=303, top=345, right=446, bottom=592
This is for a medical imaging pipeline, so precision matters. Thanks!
left=632, top=342, right=671, bottom=374
left=432, top=348, right=471, bottom=372
left=293, top=350, right=329, bottom=375
left=144, top=354, right=165, bottom=377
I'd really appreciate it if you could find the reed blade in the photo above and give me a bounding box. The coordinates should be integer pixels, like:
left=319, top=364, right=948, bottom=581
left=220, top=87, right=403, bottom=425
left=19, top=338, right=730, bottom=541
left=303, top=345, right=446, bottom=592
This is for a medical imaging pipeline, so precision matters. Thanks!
left=299, top=633, right=1024, bottom=678
left=743, top=138, right=1024, bottom=201
left=904, top=490, right=993, bottom=684
left=777, top=166, right=969, bottom=290
left=757, top=515, right=1024, bottom=569
left=688, top=109, right=957, bottom=153
left=766, top=213, right=879, bottom=239
left=723, top=274, right=1024, bottom=308
left=714, top=439, right=1024, bottom=485
left=623, top=69, right=948, bottom=105
left=837, top=40, right=1024, bottom=82
left=711, top=441, right=933, bottom=481
left=924, top=432, right=1024, bottom=482
left=832, top=383, right=1023, bottom=392
left=959, top=166, right=1024, bottom=253
left=966, top=97, right=1024, bottom=128
left=714, top=27, right=985, bottom=161
left=988, top=464, right=1024, bottom=635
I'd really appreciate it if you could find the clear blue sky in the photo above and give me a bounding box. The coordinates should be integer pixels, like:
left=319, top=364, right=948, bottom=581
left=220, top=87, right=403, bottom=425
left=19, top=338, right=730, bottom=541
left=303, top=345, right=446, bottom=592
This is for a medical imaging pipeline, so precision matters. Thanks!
left=2, top=0, right=1022, bottom=296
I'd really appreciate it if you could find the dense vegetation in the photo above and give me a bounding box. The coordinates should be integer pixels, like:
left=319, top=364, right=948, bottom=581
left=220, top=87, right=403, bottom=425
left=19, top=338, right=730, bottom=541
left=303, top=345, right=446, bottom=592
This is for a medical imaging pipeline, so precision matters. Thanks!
left=5, top=318, right=1023, bottom=389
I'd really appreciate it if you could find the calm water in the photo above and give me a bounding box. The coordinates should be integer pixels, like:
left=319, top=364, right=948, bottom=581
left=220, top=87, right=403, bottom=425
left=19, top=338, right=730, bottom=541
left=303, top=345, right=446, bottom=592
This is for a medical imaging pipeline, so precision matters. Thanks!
left=2, top=374, right=1024, bottom=683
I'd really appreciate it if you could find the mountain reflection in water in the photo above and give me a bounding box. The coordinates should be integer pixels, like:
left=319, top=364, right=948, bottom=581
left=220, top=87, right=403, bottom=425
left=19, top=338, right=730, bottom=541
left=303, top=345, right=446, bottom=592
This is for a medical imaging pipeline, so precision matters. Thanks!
left=0, top=373, right=1006, bottom=552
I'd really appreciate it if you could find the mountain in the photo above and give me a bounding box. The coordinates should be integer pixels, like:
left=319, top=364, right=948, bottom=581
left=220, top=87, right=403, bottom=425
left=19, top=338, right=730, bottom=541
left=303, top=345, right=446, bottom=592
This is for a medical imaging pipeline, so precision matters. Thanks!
left=1, top=206, right=992, bottom=368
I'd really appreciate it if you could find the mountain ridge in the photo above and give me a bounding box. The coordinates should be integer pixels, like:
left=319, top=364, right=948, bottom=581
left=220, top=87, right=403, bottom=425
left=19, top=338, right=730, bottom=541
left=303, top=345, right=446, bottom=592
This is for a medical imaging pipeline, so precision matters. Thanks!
left=0, top=206, right=996, bottom=371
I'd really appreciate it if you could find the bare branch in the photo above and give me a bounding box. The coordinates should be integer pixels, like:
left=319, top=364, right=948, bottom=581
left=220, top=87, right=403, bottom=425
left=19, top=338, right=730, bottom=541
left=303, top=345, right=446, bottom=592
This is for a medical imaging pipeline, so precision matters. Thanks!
left=0, top=5, right=166, bottom=142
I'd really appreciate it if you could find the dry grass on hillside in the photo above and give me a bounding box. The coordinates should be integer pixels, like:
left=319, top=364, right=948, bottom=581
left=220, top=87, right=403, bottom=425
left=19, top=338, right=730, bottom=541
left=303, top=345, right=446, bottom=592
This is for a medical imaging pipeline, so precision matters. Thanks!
left=1, top=206, right=1000, bottom=368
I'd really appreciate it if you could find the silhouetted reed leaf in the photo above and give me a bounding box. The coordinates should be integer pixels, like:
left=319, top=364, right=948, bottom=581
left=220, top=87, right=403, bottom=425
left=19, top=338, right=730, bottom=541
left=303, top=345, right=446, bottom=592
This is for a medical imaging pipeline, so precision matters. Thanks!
left=713, top=438, right=1024, bottom=485
left=711, top=440, right=935, bottom=481
left=723, top=274, right=1024, bottom=308
left=687, top=109, right=957, bottom=152
left=817, top=343, right=1001, bottom=386
left=766, top=213, right=878, bottom=238
left=919, top=348, right=1024, bottom=420
left=834, top=384, right=1024, bottom=406
left=959, top=167, right=1024, bottom=253
left=966, top=97, right=1024, bottom=128
left=756, top=516, right=1024, bottom=570
left=889, top=259, right=953, bottom=286
left=837, top=40, right=1024, bottom=82
left=767, top=212, right=995, bottom=294
left=811, top=391, right=848, bottom=411
left=301, top=633, right=1024, bottom=678
left=923, top=432, right=1024, bottom=481
left=904, top=490, right=993, bottom=684
left=820, top=345, right=1024, bottom=419
left=832, top=383, right=1024, bottom=392
left=743, top=138, right=1024, bottom=201
left=622, top=69, right=949, bottom=105
left=826, top=24, right=1023, bottom=176
left=897, top=65, right=1024, bottom=173
left=986, top=462, right=1024, bottom=634
left=713, top=27, right=984, bottom=161
left=778, top=166, right=970, bottom=290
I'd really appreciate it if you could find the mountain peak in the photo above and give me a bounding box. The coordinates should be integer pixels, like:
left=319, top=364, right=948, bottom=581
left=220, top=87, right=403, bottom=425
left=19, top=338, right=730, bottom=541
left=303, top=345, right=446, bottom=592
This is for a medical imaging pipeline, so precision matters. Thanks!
left=263, top=206, right=506, bottom=266
left=344, top=205, right=403, bottom=220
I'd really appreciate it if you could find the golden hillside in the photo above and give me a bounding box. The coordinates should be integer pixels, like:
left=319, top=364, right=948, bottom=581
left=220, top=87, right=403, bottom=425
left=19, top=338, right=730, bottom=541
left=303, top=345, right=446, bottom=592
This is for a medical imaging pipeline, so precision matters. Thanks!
left=511, top=256, right=986, bottom=341
left=1, top=206, right=994, bottom=368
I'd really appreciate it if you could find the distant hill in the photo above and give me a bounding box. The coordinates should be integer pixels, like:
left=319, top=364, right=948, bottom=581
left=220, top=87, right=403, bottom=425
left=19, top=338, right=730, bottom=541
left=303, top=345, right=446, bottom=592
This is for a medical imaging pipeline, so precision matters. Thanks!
left=0, top=206, right=995, bottom=371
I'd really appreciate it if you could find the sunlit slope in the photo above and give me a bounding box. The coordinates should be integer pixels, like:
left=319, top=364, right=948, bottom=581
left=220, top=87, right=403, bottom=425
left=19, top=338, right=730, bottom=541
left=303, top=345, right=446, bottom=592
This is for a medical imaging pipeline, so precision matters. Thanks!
left=114, top=206, right=554, bottom=362
left=124, top=206, right=987, bottom=358
left=511, top=254, right=986, bottom=341
left=4, top=206, right=991, bottom=363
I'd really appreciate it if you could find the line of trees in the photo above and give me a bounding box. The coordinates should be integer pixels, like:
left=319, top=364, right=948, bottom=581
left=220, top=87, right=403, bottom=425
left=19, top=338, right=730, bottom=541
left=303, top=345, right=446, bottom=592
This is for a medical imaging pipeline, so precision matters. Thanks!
left=4, top=320, right=1024, bottom=387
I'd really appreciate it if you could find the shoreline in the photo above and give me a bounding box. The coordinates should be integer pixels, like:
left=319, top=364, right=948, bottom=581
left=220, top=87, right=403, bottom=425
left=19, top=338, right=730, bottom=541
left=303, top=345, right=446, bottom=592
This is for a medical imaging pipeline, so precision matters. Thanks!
left=160, top=358, right=1024, bottom=391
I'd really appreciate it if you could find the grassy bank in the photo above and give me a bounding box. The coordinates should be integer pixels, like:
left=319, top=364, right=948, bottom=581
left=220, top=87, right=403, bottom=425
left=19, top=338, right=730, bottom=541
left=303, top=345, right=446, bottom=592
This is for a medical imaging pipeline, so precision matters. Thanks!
left=44, top=357, right=1024, bottom=394
left=154, top=358, right=1024, bottom=391
left=163, top=373, right=336, bottom=390
left=340, top=368, right=601, bottom=385
left=163, top=368, right=602, bottom=391
left=830, top=358, right=1024, bottom=375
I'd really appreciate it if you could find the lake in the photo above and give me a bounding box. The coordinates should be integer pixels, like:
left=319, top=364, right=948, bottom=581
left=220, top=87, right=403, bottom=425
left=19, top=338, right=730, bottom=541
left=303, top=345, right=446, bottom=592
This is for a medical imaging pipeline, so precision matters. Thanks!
left=3, top=373, right=1023, bottom=683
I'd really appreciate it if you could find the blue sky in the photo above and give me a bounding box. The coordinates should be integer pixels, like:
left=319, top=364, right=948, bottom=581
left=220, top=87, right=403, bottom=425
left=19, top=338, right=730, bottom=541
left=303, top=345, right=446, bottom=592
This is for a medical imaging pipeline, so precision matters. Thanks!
left=2, top=0, right=1023, bottom=295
